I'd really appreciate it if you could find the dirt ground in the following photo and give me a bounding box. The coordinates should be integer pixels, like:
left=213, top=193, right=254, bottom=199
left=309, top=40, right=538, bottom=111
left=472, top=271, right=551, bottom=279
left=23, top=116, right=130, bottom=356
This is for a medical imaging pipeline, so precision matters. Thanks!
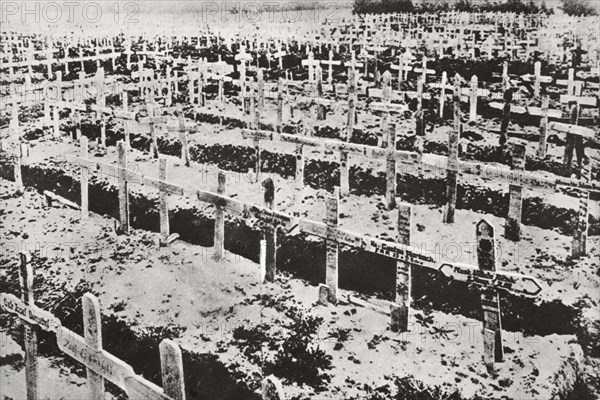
left=0, top=179, right=588, bottom=399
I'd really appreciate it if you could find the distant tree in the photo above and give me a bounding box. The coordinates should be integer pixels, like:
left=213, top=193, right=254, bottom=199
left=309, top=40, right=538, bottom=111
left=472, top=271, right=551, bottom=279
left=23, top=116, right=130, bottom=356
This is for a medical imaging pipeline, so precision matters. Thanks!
left=353, top=0, right=413, bottom=14
left=560, top=0, right=598, bottom=16
left=455, top=0, right=475, bottom=12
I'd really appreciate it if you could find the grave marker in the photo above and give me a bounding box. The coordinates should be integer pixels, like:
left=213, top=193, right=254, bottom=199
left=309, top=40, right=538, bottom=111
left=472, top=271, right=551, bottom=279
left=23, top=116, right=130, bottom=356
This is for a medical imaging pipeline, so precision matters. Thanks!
left=159, top=340, right=186, bottom=400
left=477, top=220, right=504, bottom=368
left=295, top=144, right=305, bottom=188
left=534, top=61, right=541, bottom=99
left=158, top=158, right=179, bottom=246
left=505, top=143, right=526, bottom=241
left=80, top=137, right=89, bottom=220
left=443, top=80, right=461, bottom=224
left=339, top=151, right=349, bottom=197
left=439, top=71, right=448, bottom=117
left=573, top=163, right=592, bottom=258
left=176, top=105, right=191, bottom=167
left=276, top=78, right=284, bottom=132
left=13, top=142, right=28, bottom=195
left=537, top=96, right=549, bottom=157
left=263, top=179, right=277, bottom=282
left=19, top=251, right=39, bottom=400
left=391, top=204, right=411, bottom=332
left=83, top=294, right=105, bottom=400
left=324, top=187, right=340, bottom=303
left=345, top=67, right=356, bottom=141
left=469, top=75, right=478, bottom=122
left=302, top=52, right=320, bottom=83
left=214, top=170, right=226, bottom=261
left=385, top=122, right=397, bottom=210
left=117, top=141, right=130, bottom=234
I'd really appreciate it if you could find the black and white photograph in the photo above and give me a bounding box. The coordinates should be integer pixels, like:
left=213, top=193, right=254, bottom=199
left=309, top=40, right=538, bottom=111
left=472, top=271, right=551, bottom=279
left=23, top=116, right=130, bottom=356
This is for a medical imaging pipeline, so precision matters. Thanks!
left=0, top=0, right=599, bottom=399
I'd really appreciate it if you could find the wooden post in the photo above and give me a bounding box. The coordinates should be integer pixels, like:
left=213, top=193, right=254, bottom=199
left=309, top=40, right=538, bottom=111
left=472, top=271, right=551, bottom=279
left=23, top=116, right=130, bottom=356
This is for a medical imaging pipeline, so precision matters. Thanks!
left=122, top=90, right=128, bottom=111
left=262, top=375, right=286, bottom=400
left=346, top=67, right=356, bottom=142
left=505, top=144, right=526, bottom=241
left=385, top=123, right=397, bottom=210
left=257, top=69, right=265, bottom=113
left=19, top=251, right=39, bottom=400
left=567, top=68, right=575, bottom=95
left=80, top=137, right=89, bottom=220
left=117, top=141, right=130, bottom=234
left=146, top=103, right=159, bottom=158
left=537, top=96, right=549, bottom=158
left=263, top=179, right=277, bottom=282
left=477, top=220, right=504, bottom=368
left=44, top=102, right=51, bottom=126
left=534, top=61, right=541, bottom=99
left=253, top=139, right=261, bottom=182
left=177, top=105, right=190, bottom=167
left=339, top=151, right=349, bottom=197
left=157, top=158, right=172, bottom=245
left=573, top=163, right=591, bottom=258
left=502, top=61, right=509, bottom=92
left=218, top=77, right=224, bottom=103
left=453, top=74, right=461, bottom=133
left=391, top=204, right=411, bottom=332
left=324, top=187, right=339, bottom=303
left=277, top=78, right=284, bottom=132
left=53, top=107, right=60, bottom=138
left=469, top=75, right=478, bottom=122
left=13, top=142, right=26, bottom=194
left=315, top=66, right=326, bottom=121
left=294, top=144, right=304, bottom=188
left=214, top=170, right=225, bottom=261
left=165, top=67, right=173, bottom=107
left=500, top=87, right=513, bottom=144
left=444, top=97, right=460, bottom=224
left=397, top=53, right=404, bottom=90
left=259, top=238, right=267, bottom=282
left=159, top=340, right=186, bottom=400
left=83, top=294, right=104, bottom=400
left=440, top=71, right=447, bottom=118
left=564, top=103, right=580, bottom=167
left=71, top=110, right=81, bottom=141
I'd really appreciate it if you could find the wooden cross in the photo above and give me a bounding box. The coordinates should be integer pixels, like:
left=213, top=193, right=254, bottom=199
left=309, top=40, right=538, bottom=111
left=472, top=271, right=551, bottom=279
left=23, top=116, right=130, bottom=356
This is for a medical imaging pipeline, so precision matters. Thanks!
left=320, top=49, right=341, bottom=85
left=438, top=220, right=543, bottom=368
left=443, top=75, right=461, bottom=224
left=302, top=51, right=320, bottom=83
left=3, top=255, right=189, bottom=399
left=413, top=56, right=436, bottom=84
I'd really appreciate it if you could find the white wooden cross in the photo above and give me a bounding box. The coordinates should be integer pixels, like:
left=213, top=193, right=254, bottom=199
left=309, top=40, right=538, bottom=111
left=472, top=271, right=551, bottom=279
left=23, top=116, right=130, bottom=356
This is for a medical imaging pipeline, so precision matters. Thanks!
left=273, top=49, right=286, bottom=70
left=302, top=52, right=320, bottom=83
left=320, top=50, right=341, bottom=85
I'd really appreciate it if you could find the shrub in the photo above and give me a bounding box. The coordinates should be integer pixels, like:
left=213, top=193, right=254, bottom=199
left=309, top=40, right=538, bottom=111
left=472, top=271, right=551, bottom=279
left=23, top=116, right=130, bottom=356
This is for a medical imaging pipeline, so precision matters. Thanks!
left=561, top=0, right=598, bottom=16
